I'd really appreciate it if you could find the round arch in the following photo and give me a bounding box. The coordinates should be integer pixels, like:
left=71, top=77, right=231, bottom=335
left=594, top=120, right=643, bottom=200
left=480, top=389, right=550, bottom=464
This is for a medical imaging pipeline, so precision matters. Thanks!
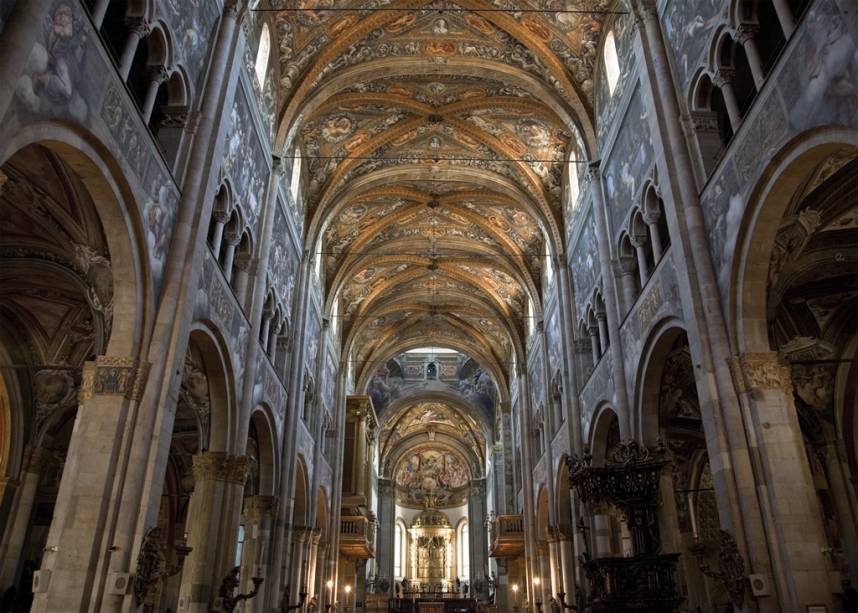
left=187, top=325, right=235, bottom=453
left=249, top=406, right=278, bottom=496
left=730, top=128, right=858, bottom=353
left=0, top=124, right=150, bottom=359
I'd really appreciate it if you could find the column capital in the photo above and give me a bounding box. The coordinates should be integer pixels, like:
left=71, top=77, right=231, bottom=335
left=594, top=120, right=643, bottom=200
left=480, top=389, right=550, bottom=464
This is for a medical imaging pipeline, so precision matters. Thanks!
left=630, top=0, right=659, bottom=26
left=628, top=231, right=648, bottom=248
left=243, top=495, right=279, bottom=521
left=125, top=16, right=151, bottom=37
left=147, top=65, right=170, bottom=85
left=642, top=207, right=661, bottom=225
left=735, top=24, right=759, bottom=45
left=729, top=352, right=793, bottom=395
left=713, top=68, right=736, bottom=88
left=688, top=110, right=721, bottom=134
left=192, top=452, right=252, bottom=485
left=615, top=254, right=637, bottom=275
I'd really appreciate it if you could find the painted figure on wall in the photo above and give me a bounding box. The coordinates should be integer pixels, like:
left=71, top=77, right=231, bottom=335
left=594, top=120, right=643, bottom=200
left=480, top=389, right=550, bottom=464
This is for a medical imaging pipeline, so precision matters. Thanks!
left=17, top=3, right=89, bottom=121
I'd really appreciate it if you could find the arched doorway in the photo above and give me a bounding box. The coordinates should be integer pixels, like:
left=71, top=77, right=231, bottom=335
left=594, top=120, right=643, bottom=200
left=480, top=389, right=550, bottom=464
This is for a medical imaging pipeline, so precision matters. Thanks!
left=0, top=142, right=120, bottom=608
left=734, top=136, right=858, bottom=599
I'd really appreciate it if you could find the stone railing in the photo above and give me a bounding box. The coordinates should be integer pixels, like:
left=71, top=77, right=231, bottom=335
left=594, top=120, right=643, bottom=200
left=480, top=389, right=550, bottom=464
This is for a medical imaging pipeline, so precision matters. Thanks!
left=339, top=515, right=375, bottom=558
left=488, top=514, right=525, bottom=558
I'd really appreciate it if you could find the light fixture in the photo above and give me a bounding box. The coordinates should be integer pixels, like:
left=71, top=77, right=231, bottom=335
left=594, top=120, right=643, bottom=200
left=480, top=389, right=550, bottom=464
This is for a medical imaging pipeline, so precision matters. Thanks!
left=327, top=580, right=334, bottom=590
left=533, top=577, right=540, bottom=586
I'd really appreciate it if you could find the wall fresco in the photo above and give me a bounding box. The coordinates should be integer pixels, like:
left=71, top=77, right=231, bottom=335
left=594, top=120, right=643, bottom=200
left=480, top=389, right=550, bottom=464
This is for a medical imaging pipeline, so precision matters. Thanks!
left=661, top=0, right=727, bottom=92
left=528, top=342, right=545, bottom=411
left=596, top=6, right=637, bottom=146
left=545, top=306, right=562, bottom=378
left=569, top=206, right=600, bottom=315
left=394, top=447, right=470, bottom=509
left=156, top=0, right=220, bottom=94
left=701, top=0, right=858, bottom=294
left=8, top=1, right=179, bottom=292
left=268, top=200, right=299, bottom=317
left=223, top=83, right=269, bottom=235
left=322, top=350, right=337, bottom=410
left=304, top=309, right=321, bottom=371
left=602, top=83, right=653, bottom=235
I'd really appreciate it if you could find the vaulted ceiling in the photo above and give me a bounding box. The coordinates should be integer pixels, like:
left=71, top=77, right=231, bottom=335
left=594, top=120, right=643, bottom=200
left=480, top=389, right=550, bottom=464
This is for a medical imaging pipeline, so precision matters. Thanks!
left=266, top=1, right=610, bottom=387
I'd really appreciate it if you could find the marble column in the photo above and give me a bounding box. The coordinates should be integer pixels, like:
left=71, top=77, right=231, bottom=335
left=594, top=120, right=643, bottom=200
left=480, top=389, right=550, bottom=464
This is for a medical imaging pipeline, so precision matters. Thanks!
left=629, top=232, right=650, bottom=284
left=179, top=452, right=251, bottom=613
left=557, top=536, right=575, bottom=600
left=713, top=69, right=742, bottom=131
left=616, top=254, right=638, bottom=312
left=118, top=17, right=151, bottom=80
left=209, top=210, right=230, bottom=257
left=547, top=533, right=561, bottom=600
left=239, top=495, right=277, bottom=613
left=735, top=25, right=766, bottom=89
left=731, top=353, right=835, bottom=610
left=772, top=0, right=796, bottom=37
left=0, top=447, right=48, bottom=587
left=642, top=209, right=663, bottom=261
left=468, top=479, right=488, bottom=597
left=376, top=478, right=396, bottom=592
left=287, top=527, right=309, bottom=605
left=354, top=558, right=367, bottom=613
left=141, top=66, right=170, bottom=124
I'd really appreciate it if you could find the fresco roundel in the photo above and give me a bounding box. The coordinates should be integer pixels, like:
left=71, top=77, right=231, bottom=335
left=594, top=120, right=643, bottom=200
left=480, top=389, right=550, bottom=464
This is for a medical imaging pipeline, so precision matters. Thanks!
left=394, top=447, right=470, bottom=509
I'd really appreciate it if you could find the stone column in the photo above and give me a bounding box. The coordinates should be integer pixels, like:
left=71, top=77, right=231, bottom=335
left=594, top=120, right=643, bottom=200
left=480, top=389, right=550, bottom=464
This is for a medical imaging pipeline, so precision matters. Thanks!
left=354, top=557, right=367, bottom=613
left=90, top=0, right=111, bottom=29
left=306, top=530, right=321, bottom=601
left=735, top=25, right=766, bottom=89
left=616, top=254, right=638, bottom=313
left=731, top=353, right=835, bottom=610
left=595, top=310, right=609, bottom=357
left=629, top=232, right=650, bottom=284
left=376, top=478, right=395, bottom=592
left=772, top=0, right=796, bottom=38
left=468, top=479, right=488, bottom=596
left=239, top=495, right=277, bottom=613
left=642, top=209, right=663, bottom=261
left=557, top=536, right=575, bottom=599
left=0, top=447, right=48, bottom=587
left=118, top=17, right=151, bottom=80
left=587, top=323, right=601, bottom=364
left=209, top=210, right=230, bottom=257
left=222, top=230, right=240, bottom=279
left=537, top=547, right=551, bottom=605
left=713, top=69, right=742, bottom=131
left=178, top=452, right=251, bottom=613
left=287, top=527, right=309, bottom=605
left=233, top=253, right=252, bottom=309
left=547, top=533, right=561, bottom=599
left=141, top=66, right=169, bottom=124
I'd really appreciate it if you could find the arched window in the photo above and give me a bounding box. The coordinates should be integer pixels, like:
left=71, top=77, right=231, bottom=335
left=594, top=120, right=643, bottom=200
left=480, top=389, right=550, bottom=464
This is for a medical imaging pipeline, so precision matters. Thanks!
left=255, top=23, right=271, bottom=88
left=458, top=521, right=470, bottom=579
left=394, top=523, right=402, bottom=577
left=603, top=30, right=620, bottom=96
left=290, top=148, right=302, bottom=204
left=568, top=150, right=580, bottom=214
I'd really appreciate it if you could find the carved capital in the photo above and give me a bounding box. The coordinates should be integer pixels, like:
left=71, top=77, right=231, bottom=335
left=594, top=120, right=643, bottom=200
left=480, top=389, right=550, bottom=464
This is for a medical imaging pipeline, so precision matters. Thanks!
left=642, top=208, right=661, bottom=225
left=126, top=16, right=151, bottom=38
left=192, top=452, right=252, bottom=485
left=730, top=353, right=793, bottom=395
left=616, top=253, right=637, bottom=275
left=735, top=24, right=759, bottom=46
left=148, top=65, right=170, bottom=86
left=628, top=232, right=649, bottom=249
left=243, top=495, right=278, bottom=521
left=713, top=68, right=736, bottom=88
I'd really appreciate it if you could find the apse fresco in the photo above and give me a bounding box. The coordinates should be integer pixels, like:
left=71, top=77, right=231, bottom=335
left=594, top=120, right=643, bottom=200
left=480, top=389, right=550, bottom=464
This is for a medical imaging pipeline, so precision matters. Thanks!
left=394, top=447, right=470, bottom=508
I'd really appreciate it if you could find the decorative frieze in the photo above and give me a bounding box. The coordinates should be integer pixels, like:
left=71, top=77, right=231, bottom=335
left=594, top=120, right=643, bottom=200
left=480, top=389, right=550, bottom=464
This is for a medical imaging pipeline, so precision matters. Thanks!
left=79, top=356, right=149, bottom=403
left=729, top=353, right=793, bottom=395
left=192, top=452, right=253, bottom=485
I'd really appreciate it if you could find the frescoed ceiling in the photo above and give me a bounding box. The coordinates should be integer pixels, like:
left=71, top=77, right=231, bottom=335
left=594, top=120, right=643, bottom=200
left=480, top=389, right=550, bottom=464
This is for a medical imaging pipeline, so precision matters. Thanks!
left=263, top=1, right=610, bottom=403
